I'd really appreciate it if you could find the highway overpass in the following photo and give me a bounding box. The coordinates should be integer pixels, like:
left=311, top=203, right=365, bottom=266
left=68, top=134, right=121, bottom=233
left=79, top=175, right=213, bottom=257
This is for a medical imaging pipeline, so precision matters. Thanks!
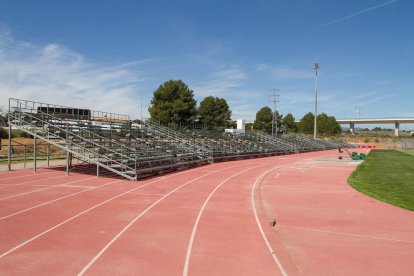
left=336, top=118, right=414, bottom=137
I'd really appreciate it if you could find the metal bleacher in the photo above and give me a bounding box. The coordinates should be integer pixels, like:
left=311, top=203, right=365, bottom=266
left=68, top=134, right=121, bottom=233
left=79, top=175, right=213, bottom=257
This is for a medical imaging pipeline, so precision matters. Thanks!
left=281, top=135, right=349, bottom=152
left=180, top=129, right=296, bottom=161
left=8, top=98, right=211, bottom=180
left=8, top=98, right=351, bottom=180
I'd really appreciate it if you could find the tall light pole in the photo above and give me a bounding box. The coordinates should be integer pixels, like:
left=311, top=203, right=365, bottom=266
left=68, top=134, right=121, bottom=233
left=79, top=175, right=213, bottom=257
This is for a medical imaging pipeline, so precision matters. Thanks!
left=313, top=61, right=319, bottom=139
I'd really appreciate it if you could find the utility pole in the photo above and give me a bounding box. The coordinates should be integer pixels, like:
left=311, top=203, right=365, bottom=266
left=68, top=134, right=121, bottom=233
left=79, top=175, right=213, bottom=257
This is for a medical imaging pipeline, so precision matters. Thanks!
left=313, top=60, right=320, bottom=139
left=270, top=88, right=280, bottom=138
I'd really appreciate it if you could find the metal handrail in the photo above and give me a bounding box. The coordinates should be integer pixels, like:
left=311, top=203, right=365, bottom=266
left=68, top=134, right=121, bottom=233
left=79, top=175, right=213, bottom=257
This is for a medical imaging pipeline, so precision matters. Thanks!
left=9, top=98, right=129, bottom=121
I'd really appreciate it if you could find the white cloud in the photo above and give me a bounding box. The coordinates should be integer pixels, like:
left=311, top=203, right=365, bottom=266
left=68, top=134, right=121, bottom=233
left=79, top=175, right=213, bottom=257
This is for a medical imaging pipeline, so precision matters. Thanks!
left=232, top=104, right=260, bottom=121
left=355, top=92, right=400, bottom=107
left=319, top=0, right=398, bottom=28
left=0, top=29, right=268, bottom=121
left=0, top=29, right=148, bottom=119
left=254, top=63, right=270, bottom=72
left=271, top=67, right=313, bottom=80
left=282, top=90, right=333, bottom=104
left=187, top=65, right=270, bottom=120
left=0, top=28, right=264, bottom=121
left=3, top=27, right=366, bottom=123
left=191, top=67, right=248, bottom=98
left=254, top=63, right=313, bottom=80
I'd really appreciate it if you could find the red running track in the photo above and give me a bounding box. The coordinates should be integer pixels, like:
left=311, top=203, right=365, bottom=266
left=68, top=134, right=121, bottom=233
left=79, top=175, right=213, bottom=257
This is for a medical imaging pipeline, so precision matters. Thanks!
left=0, top=150, right=413, bottom=275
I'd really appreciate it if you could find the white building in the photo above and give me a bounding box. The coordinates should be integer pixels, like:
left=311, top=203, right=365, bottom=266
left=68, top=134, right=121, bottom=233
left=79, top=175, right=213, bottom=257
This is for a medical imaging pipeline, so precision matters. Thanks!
left=225, top=119, right=245, bottom=134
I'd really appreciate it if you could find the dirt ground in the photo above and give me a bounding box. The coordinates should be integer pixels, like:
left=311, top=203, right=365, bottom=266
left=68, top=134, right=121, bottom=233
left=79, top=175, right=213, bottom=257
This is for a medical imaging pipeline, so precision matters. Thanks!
left=0, top=138, right=64, bottom=157
left=0, top=158, right=67, bottom=172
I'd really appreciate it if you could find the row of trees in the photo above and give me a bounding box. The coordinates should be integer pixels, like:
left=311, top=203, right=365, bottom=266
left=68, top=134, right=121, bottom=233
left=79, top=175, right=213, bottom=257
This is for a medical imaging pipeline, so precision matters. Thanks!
left=0, top=107, right=7, bottom=127
left=298, top=112, right=341, bottom=135
left=253, top=107, right=341, bottom=135
left=148, top=80, right=341, bottom=135
left=148, top=80, right=232, bottom=128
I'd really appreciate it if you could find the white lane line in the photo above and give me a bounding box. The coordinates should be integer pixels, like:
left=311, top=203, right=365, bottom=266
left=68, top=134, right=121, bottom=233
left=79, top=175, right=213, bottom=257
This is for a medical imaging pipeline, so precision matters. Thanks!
left=0, top=179, right=120, bottom=221
left=0, top=170, right=52, bottom=181
left=15, top=184, right=55, bottom=187
left=59, top=184, right=97, bottom=189
left=182, top=165, right=265, bottom=276
left=30, top=184, right=95, bottom=189
left=0, top=175, right=69, bottom=189
left=251, top=167, right=288, bottom=276
left=0, top=165, right=232, bottom=259
left=77, top=164, right=246, bottom=276
left=0, top=177, right=96, bottom=201
left=128, top=192, right=165, bottom=197
left=280, top=225, right=414, bottom=244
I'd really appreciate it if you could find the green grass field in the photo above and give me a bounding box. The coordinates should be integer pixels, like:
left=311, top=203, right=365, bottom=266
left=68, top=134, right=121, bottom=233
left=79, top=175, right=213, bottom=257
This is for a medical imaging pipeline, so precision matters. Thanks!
left=348, top=149, right=414, bottom=211
left=400, top=150, right=414, bottom=157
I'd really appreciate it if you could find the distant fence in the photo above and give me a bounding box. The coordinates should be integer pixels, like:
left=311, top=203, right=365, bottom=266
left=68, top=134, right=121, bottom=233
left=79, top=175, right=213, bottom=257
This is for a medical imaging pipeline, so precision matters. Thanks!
left=387, top=139, right=414, bottom=150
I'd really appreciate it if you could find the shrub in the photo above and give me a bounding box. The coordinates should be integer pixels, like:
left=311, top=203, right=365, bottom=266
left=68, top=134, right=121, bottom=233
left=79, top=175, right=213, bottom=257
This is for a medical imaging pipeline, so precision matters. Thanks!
left=0, top=127, right=7, bottom=139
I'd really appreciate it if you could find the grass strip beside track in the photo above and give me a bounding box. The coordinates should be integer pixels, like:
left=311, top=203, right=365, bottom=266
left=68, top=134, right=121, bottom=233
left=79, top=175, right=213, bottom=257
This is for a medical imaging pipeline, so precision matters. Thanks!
left=399, top=150, right=414, bottom=157
left=348, top=149, right=414, bottom=211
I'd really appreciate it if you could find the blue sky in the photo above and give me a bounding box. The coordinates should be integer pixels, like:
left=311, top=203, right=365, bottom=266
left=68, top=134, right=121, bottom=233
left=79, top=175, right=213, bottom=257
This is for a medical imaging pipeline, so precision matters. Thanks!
left=0, top=0, right=413, bottom=127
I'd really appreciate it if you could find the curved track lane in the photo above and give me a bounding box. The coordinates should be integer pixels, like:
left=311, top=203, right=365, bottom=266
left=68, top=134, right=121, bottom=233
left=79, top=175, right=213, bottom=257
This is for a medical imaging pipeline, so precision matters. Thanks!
left=1, top=150, right=412, bottom=275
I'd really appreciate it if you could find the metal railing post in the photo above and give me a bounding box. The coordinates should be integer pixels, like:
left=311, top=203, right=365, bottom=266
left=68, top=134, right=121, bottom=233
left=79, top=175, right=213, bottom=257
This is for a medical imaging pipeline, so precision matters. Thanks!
left=66, top=150, right=70, bottom=175
left=24, top=145, right=27, bottom=168
left=8, top=124, right=12, bottom=171
left=66, top=123, right=69, bottom=175
left=47, top=143, right=50, bottom=167
left=33, top=135, right=37, bottom=172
